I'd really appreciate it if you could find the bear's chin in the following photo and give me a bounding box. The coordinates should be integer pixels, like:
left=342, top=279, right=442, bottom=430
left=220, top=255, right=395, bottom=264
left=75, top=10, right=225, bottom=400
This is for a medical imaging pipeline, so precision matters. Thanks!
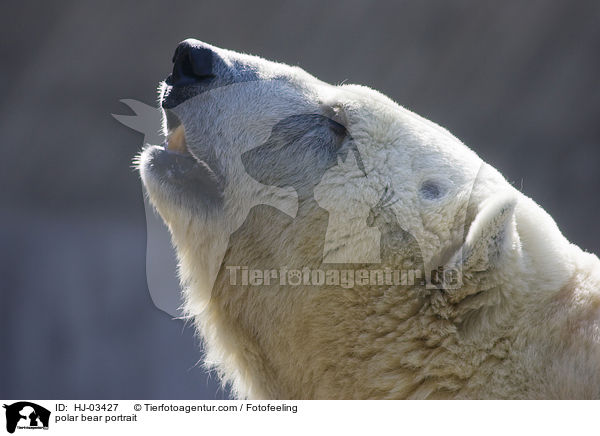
left=139, top=143, right=224, bottom=219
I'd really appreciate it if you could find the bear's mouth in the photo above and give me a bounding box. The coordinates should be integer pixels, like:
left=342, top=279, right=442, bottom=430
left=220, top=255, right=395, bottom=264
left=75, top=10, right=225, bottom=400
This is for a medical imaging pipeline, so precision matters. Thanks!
left=163, top=108, right=191, bottom=156
left=142, top=106, right=224, bottom=206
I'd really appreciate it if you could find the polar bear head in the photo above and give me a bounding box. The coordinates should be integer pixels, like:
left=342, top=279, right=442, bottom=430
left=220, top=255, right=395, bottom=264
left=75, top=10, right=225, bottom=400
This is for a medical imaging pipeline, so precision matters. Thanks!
left=138, top=40, right=582, bottom=399
left=139, top=39, right=516, bottom=288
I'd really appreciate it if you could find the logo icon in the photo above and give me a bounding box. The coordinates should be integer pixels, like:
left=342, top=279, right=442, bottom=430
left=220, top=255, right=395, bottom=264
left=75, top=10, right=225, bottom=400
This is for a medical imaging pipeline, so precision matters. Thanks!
left=3, top=402, right=50, bottom=434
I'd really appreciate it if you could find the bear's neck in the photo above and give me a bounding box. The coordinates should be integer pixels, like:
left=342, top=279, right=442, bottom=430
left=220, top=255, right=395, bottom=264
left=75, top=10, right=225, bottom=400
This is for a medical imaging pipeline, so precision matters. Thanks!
left=191, top=196, right=600, bottom=399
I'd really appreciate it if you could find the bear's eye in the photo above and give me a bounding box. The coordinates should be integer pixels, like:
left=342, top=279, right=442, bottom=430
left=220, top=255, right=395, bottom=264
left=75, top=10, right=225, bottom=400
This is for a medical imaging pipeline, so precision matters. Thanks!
left=419, top=180, right=446, bottom=200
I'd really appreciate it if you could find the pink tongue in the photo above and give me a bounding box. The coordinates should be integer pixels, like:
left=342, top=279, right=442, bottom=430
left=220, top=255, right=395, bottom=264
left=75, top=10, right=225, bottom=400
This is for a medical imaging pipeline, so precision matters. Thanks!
left=167, top=125, right=188, bottom=154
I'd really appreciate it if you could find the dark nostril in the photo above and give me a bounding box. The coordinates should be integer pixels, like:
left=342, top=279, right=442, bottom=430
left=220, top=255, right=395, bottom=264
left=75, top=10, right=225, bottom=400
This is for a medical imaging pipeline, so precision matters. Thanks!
left=170, top=41, right=214, bottom=87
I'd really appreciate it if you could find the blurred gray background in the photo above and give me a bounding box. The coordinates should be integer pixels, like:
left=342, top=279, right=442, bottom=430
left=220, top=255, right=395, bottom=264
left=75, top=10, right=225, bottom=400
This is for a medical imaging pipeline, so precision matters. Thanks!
left=1, top=0, right=599, bottom=399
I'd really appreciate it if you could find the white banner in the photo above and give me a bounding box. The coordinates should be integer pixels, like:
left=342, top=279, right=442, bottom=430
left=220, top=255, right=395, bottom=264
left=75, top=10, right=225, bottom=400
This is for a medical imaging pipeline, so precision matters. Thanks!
left=0, top=400, right=596, bottom=435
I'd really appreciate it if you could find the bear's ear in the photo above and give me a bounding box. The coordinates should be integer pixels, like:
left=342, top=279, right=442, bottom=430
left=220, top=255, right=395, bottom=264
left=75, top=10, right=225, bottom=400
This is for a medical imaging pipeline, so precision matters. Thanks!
left=450, top=193, right=518, bottom=273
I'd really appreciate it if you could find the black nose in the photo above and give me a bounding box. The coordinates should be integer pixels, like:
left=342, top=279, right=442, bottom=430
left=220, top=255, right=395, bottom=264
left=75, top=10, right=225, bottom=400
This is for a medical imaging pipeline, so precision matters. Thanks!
left=169, top=40, right=214, bottom=87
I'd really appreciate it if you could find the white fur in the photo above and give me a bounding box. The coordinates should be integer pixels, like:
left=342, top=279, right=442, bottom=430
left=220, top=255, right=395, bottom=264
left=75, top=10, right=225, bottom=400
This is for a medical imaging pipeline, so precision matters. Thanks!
left=139, top=43, right=600, bottom=399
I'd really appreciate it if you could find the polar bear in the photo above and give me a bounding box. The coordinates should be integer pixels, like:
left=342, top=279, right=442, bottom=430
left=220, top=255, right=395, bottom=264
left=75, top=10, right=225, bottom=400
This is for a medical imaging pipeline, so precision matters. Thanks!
left=138, top=39, right=600, bottom=399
